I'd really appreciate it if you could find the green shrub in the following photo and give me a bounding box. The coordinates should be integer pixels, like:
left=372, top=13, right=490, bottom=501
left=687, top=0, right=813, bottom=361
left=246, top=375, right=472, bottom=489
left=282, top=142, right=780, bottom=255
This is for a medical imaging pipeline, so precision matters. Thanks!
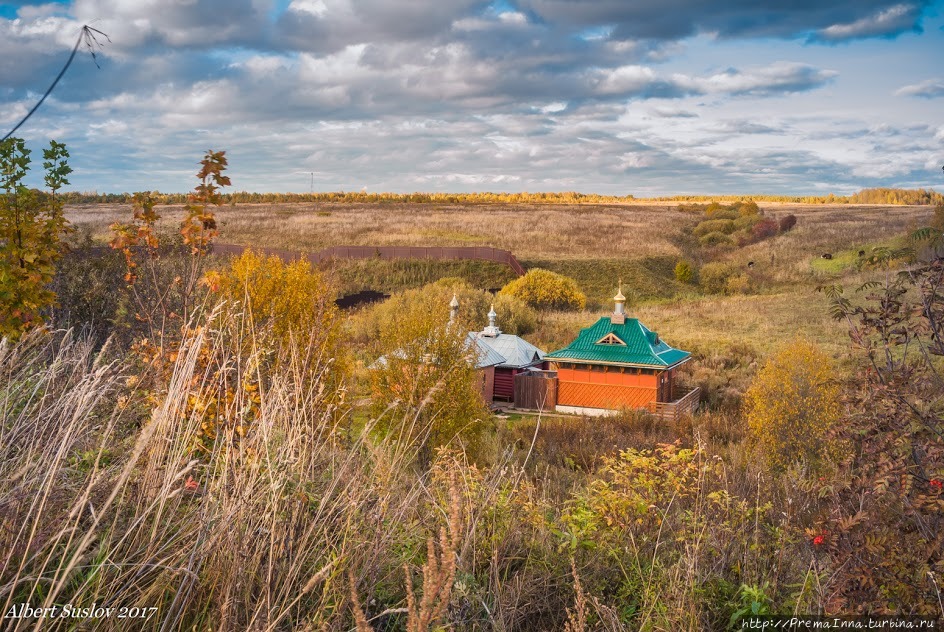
left=703, top=201, right=724, bottom=217
left=733, top=214, right=762, bottom=231
left=734, top=200, right=760, bottom=216
left=699, top=262, right=738, bottom=294
left=704, top=208, right=739, bottom=221
left=698, top=231, right=735, bottom=247
left=694, top=219, right=737, bottom=237
left=499, top=268, right=586, bottom=311
left=674, top=260, right=695, bottom=284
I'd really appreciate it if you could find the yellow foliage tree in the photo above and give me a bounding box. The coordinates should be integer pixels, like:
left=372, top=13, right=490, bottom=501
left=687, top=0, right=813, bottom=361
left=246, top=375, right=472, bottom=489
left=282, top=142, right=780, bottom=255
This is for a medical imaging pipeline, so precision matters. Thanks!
left=498, top=268, right=586, bottom=311
left=744, top=340, right=842, bottom=472
left=351, top=278, right=536, bottom=352
left=368, top=289, right=489, bottom=467
left=210, top=249, right=348, bottom=379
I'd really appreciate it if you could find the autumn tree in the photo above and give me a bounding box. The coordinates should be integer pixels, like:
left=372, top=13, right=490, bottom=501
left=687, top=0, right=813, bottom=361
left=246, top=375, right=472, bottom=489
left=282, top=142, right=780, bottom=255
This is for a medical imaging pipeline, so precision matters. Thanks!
left=368, top=286, right=489, bottom=467
left=819, top=245, right=944, bottom=612
left=209, top=249, right=349, bottom=384
left=352, top=278, right=535, bottom=351
left=499, top=268, right=586, bottom=311
left=109, top=150, right=229, bottom=351
left=0, top=138, right=71, bottom=339
left=744, top=339, right=842, bottom=473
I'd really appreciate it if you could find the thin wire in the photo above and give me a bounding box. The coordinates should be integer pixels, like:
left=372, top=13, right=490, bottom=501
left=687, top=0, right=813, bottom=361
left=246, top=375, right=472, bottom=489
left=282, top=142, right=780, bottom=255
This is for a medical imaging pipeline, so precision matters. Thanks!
left=2, top=25, right=109, bottom=142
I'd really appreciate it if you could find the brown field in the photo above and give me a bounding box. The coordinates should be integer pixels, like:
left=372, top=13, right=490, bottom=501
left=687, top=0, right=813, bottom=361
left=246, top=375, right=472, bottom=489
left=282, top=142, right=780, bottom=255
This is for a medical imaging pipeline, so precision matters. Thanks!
left=66, top=200, right=933, bottom=363
left=65, top=201, right=931, bottom=261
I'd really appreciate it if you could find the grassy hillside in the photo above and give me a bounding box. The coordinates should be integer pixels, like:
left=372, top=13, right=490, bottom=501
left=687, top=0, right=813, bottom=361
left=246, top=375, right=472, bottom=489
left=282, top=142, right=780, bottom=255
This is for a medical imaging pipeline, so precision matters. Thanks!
left=16, top=198, right=940, bottom=628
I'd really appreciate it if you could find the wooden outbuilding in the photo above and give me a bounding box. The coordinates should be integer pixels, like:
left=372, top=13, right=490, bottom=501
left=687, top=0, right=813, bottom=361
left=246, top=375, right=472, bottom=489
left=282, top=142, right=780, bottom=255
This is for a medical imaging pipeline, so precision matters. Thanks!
left=545, top=285, right=697, bottom=417
left=471, top=305, right=546, bottom=401
left=372, top=294, right=505, bottom=403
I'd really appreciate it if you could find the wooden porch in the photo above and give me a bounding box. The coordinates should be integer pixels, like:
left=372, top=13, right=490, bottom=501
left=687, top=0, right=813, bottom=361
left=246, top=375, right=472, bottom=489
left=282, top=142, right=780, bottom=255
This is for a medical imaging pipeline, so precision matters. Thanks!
left=647, top=387, right=701, bottom=421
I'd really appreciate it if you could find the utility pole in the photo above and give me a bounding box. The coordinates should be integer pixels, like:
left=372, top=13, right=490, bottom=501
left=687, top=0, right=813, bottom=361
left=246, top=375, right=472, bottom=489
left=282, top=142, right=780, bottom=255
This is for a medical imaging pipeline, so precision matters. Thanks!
left=294, top=171, right=316, bottom=194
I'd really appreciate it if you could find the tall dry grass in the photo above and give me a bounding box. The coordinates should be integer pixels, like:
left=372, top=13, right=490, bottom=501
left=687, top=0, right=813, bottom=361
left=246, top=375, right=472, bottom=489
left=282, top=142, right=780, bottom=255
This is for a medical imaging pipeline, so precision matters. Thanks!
left=0, top=318, right=520, bottom=630
left=0, top=315, right=839, bottom=630
left=5, top=307, right=636, bottom=630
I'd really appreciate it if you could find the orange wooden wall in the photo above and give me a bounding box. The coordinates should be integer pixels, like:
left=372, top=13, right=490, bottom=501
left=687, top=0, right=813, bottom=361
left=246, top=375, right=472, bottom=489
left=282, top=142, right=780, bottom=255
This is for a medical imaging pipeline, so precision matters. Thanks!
left=556, top=365, right=661, bottom=410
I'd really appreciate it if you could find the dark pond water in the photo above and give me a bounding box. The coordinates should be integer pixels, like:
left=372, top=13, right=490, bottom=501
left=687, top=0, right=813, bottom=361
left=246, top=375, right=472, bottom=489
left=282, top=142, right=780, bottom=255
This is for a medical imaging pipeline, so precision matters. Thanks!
left=335, top=290, right=390, bottom=309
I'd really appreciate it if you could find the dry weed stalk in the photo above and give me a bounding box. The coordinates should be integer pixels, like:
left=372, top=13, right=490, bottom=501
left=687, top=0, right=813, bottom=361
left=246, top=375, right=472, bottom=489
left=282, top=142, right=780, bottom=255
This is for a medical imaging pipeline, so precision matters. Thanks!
left=563, top=559, right=589, bottom=632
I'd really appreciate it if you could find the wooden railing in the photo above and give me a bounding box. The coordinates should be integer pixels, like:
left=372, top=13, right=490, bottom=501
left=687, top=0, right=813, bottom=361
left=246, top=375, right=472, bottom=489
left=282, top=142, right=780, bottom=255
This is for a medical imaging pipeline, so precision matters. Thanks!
left=212, top=243, right=526, bottom=276
left=648, top=387, right=701, bottom=421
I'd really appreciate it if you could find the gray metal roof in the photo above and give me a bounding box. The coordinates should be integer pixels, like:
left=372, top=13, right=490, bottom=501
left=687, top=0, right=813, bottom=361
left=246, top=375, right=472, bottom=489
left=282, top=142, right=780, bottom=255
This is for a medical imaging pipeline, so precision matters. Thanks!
left=473, top=332, right=545, bottom=369
left=373, top=333, right=506, bottom=370
left=465, top=333, right=507, bottom=368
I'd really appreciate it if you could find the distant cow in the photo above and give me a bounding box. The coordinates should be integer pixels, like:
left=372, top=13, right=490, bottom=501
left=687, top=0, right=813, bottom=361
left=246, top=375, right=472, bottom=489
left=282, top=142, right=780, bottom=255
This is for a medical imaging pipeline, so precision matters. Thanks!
left=747, top=261, right=755, bottom=268
left=821, top=253, right=833, bottom=260
left=858, top=250, right=865, bottom=257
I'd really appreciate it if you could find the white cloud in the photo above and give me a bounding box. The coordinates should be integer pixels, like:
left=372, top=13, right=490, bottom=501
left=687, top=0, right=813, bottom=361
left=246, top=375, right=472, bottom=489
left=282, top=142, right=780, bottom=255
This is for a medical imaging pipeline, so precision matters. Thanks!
left=814, top=3, right=921, bottom=42
left=0, top=0, right=939, bottom=195
left=895, top=78, right=944, bottom=98
left=674, top=63, right=838, bottom=97
left=289, top=0, right=330, bottom=17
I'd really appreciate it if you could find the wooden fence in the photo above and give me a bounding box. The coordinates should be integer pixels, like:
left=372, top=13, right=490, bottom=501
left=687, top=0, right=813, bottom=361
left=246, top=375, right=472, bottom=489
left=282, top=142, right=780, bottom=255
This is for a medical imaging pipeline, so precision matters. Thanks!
left=212, top=243, right=526, bottom=276
left=647, top=387, right=701, bottom=422
left=513, top=370, right=558, bottom=411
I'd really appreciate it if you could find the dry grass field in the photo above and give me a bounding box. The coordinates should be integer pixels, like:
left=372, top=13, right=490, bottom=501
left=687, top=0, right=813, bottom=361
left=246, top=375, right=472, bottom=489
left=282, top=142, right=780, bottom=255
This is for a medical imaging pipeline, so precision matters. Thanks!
left=65, top=201, right=932, bottom=358
left=66, top=201, right=931, bottom=262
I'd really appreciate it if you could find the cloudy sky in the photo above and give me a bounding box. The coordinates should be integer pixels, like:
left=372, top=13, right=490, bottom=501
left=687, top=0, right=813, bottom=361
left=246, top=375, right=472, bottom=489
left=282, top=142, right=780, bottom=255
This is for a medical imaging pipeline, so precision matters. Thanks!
left=1, top=0, right=943, bottom=195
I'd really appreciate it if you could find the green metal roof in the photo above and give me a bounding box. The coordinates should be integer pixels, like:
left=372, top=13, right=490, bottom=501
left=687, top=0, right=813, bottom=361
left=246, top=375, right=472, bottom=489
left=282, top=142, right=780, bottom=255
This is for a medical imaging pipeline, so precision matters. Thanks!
left=545, top=316, right=690, bottom=368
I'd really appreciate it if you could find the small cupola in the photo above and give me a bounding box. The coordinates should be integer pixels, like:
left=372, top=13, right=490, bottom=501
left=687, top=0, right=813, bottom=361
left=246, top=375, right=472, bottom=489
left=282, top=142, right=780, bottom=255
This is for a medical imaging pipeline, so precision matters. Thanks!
left=611, top=280, right=626, bottom=324
left=482, top=304, right=502, bottom=337
left=449, top=294, right=460, bottom=324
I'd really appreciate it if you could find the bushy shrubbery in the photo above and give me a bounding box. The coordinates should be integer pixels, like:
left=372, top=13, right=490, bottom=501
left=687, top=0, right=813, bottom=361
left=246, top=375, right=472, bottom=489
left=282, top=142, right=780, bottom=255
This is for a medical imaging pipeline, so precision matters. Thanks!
left=699, top=262, right=736, bottom=293
left=698, top=262, right=750, bottom=294
left=674, top=259, right=695, bottom=283
left=744, top=339, right=842, bottom=473
left=698, top=231, right=736, bottom=247
left=686, top=200, right=793, bottom=252
left=499, top=268, right=586, bottom=311
left=492, top=291, right=538, bottom=335
left=733, top=214, right=762, bottom=231
left=351, top=278, right=537, bottom=351
left=693, top=219, right=737, bottom=237
left=750, top=217, right=780, bottom=242
left=368, top=303, right=489, bottom=465
left=779, top=214, right=797, bottom=232
left=736, top=200, right=760, bottom=216
left=211, top=249, right=342, bottom=346
left=559, top=442, right=775, bottom=629
left=208, top=250, right=350, bottom=387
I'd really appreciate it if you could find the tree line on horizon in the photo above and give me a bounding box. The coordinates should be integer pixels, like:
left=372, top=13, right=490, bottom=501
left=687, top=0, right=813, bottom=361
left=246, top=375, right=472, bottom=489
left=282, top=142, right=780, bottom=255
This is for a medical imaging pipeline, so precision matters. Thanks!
left=53, top=187, right=944, bottom=206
